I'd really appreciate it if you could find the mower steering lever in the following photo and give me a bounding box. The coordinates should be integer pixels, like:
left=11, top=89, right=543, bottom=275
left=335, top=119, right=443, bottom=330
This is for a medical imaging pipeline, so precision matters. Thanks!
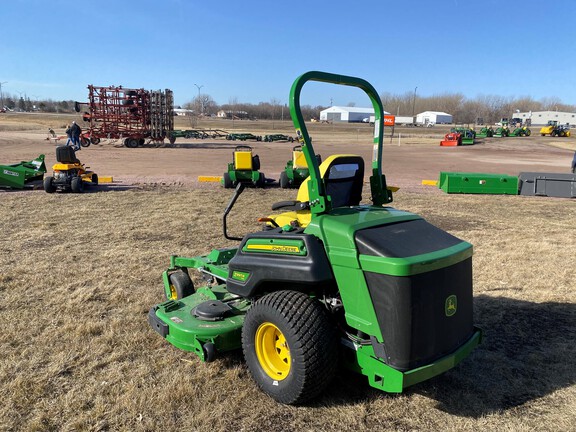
left=223, top=183, right=245, bottom=241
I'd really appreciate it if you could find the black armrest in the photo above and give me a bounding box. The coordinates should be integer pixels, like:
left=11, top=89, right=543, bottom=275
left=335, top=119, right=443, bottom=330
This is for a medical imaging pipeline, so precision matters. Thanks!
left=271, top=200, right=310, bottom=211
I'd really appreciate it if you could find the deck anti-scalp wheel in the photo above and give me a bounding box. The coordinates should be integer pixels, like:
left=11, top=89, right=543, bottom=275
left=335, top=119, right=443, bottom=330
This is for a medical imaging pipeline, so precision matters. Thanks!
left=242, top=290, right=338, bottom=404
left=166, top=270, right=195, bottom=300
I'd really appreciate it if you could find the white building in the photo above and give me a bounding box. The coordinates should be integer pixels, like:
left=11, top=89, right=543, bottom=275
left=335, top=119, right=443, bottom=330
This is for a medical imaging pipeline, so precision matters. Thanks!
left=512, top=111, right=576, bottom=127
left=416, top=111, right=453, bottom=125
left=319, top=106, right=390, bottom=123
left=173, top=108, right=194, bottom=116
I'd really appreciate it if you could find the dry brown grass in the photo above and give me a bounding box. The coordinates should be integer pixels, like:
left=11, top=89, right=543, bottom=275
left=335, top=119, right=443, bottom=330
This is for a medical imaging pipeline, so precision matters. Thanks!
left=1, top=184, right=574, bottom=432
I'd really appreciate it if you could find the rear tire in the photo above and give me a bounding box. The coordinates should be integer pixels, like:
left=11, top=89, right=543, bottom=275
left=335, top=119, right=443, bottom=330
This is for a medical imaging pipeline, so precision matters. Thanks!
left=80, top=137, right=91, bottom=147
left=280, top=171, right=290, bottom=189
left=256, top=172, right=265, bottom=188
left=91, top=174, right=99, bottom=185
left=125, top=138, right=139, bottom=148
left=43, top=176, right=55, bottom=193
left=223, top=172, right=233, bottom=188
left=242, top=290, right=338, bottom=405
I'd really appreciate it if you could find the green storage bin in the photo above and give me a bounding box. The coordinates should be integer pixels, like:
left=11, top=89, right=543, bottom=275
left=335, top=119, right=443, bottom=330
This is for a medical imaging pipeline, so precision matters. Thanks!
left=438, top=172, right=519, bottom=195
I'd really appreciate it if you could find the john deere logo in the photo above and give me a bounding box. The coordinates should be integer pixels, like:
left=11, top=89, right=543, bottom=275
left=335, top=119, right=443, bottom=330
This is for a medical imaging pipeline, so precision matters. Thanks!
left=445, top=295, right=457, bottom=317
left=232, top=271, right=249, bottom=282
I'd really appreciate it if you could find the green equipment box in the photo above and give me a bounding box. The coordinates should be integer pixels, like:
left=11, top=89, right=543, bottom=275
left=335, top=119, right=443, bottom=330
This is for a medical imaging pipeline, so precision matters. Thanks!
left=438, top=171, right=519, bottom=195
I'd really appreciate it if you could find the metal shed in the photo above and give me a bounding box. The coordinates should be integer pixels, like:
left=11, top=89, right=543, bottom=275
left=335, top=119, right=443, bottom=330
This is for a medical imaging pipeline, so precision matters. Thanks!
left=512, top=111, right=576, bottom=127
left=416, top=111, right=453, bottom=125
left=319, top=106, right=389, bottom=123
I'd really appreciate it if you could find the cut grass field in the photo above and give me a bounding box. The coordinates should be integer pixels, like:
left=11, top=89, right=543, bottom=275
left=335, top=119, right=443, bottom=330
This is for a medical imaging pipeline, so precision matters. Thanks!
left=1, top=186, right=574, bottom=431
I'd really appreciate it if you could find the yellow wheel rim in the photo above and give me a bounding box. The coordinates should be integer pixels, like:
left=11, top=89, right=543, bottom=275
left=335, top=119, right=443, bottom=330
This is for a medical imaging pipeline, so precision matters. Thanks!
left=255, top=322, right=291, bottom=380
left=168, top=284, right=177, bottom=300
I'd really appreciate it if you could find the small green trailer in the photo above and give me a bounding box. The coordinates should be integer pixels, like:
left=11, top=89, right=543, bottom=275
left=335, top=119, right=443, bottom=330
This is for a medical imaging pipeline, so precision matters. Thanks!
left=438, top=171, right=519, bottom=195
left=0, top=155, right=47, bottom=189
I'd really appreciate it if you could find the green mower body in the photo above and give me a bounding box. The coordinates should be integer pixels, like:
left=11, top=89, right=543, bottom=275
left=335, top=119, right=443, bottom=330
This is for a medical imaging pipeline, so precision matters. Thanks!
left=222, top=145, right=266, bottom=188
left=0, top=154, right=46, bottom=189
left=475, top=127, right=493, bottom=138
left=279, top=145, right=320, bottom=188
left=149, top=72, right=482, bottom=404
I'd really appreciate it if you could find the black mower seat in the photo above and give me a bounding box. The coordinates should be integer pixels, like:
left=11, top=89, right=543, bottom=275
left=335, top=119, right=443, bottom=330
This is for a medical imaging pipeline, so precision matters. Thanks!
left=322, top=155, right=364, bottom=208
left=269, top=154, right=365, bottom=228
left=56, top=145, right=80, bottom=164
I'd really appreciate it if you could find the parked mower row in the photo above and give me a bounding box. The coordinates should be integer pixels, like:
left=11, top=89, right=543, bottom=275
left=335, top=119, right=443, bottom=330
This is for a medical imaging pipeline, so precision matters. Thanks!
left=440, top=125, right=533, bottom=146
left=222, top=143, right=314, bottom=189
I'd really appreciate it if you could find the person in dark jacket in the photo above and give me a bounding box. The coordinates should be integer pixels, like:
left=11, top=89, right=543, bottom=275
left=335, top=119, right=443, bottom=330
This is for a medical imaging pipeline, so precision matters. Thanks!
left=571, top=151, right=576, bottom=174
left=69, top=121, right=82, bottom=150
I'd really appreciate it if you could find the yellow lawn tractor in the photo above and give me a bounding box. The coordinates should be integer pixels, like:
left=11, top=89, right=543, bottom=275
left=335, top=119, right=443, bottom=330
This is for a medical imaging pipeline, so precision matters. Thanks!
left=43, top=146, right=99, bottom=193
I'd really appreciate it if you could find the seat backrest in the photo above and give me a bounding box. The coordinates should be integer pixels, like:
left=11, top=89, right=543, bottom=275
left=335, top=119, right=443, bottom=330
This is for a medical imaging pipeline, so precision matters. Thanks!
left=323, top=156, right=364, bottom=208
left=269, top=154, right=365, bottom=229
left=234, top=149, right=253, bottom=170
left=296, top=154, right=364, bottom=208
left=56, top=145, right=79, bottom=164
left=292, top=150, right=308, bottom=169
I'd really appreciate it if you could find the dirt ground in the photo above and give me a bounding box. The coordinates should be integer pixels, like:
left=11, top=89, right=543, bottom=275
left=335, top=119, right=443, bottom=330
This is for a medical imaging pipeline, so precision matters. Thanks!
left=1, top=124, right=575, bottom=192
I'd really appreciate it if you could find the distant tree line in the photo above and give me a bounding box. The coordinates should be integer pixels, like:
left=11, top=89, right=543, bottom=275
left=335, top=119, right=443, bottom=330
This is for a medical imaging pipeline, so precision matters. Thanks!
left=183, top=92, right=576, bottom=124
left=183, top=94, right=324, bottom=122
left=2, top=94, right=75, bottom=113
left=380, top=91, right=576, bottom=124
left=4, top=90, right=575, bottom=124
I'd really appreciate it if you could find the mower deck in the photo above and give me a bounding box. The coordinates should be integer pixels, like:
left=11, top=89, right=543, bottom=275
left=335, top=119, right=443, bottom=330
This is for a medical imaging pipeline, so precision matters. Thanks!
left=149, top=284, right=249, bottom=361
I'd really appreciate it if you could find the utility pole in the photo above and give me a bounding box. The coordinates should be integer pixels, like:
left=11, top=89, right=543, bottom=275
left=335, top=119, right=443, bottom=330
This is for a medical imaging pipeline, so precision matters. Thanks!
left=412, top=86, right=418, bottom=125
left=0, top=81, right=7, bottom=110
left=194, top=83, right=204, bottom=115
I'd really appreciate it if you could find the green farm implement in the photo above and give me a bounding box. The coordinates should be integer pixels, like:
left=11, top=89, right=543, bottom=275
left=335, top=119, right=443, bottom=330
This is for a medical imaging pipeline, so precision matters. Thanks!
left=0, top=154, right=46, bottom=189
left=149, top=71, right=482, bottom=404
left=222, top=145, right=266, bottom=188
left=263, top=134, right=295, bottom=142
left=170, top=129, right=230, bottom=140
left=226, top=133, right=262, bottom=141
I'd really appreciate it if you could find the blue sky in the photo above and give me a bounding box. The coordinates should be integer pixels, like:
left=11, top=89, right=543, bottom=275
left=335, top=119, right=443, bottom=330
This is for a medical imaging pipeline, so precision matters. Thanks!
left=2, top=0, right=576, bottom=108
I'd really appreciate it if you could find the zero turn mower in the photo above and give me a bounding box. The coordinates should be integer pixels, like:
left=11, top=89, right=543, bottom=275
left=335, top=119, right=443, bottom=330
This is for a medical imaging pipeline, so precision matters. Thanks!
left=149, top=71, right=482, bottom=405
left=279, top=144, right=320, bottom=188
left=43, top=146, right=98, bottom=193
left=222, top=145, right=266, bottom=188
